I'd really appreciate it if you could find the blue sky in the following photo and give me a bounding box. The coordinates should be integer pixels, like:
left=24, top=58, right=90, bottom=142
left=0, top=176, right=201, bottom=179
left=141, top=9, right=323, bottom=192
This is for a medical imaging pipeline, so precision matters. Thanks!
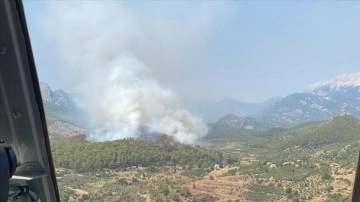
left=24, top=1, right=360, bottom=103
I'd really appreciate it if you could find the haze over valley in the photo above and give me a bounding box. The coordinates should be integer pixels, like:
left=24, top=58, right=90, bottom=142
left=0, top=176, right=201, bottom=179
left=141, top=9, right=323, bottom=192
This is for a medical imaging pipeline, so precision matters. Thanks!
left=24, top=1, right=360, bottom=201
left=41, top=73, right=360, bottom=201
left=42, top=72, right=360, bottom=140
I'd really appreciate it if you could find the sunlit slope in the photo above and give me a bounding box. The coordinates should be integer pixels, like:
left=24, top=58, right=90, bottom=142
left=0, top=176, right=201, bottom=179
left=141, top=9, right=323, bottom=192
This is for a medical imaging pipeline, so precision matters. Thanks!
left=269, top=115, right=360, bottom=149
left=207, top=115, right=360, bottom=149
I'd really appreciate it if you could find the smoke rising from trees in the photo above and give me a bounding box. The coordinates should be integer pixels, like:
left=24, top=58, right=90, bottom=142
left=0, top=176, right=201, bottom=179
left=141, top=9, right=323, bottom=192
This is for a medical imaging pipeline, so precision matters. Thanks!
left=41, top=2, right=230, bottom=143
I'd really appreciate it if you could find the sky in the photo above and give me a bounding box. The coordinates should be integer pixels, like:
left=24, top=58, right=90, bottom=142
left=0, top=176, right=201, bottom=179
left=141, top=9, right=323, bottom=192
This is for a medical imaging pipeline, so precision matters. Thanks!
left=23, top=1, right=360, bottom=104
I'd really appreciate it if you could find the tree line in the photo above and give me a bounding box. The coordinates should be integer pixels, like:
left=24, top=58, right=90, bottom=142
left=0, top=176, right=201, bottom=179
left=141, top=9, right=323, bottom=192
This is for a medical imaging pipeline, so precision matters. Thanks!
left=51, top=135, right=238, bottom=172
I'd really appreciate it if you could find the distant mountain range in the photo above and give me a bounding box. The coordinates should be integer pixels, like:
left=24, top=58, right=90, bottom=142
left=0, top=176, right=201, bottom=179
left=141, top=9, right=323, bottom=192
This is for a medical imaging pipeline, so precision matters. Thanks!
left=216, top=114, right=270, bottom=131
left=40, top=72, right=360, bottom=132
left=211, top=72, right=360, bottom=127
left=199, top=97, right=282, bottom=122
left=255, top=73, right=360, bottom=126
left=205, top=115, right=360, bottom=150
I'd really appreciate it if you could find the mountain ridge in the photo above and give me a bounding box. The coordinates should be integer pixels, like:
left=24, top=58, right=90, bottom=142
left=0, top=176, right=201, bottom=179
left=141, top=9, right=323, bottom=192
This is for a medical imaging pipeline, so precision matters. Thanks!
left=40, top=82, right=74, bottom=109
left=40, top=72, right=360, bottom=130
left=40, top=82, right=88, bottom=135
left=250, top=72, right=360, bottom=125
left=307, top=72, right=360, bottom=95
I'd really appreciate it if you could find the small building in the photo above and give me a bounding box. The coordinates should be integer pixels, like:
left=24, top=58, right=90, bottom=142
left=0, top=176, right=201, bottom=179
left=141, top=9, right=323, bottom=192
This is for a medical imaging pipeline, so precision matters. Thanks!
left=214, top=163, right=224, bottom=170
left=269, top=164, right=277, bottom=169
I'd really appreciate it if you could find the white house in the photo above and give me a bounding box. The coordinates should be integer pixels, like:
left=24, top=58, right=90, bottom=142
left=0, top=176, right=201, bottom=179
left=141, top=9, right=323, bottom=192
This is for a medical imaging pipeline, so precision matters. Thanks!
left=269, top=164, right=277, bottom=169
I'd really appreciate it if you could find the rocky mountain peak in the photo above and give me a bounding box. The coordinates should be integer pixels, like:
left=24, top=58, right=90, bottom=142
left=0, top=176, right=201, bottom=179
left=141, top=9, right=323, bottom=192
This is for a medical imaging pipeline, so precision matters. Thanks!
left=307, top=72, right=360, bottom=95
left=39, top=82, right=72, bottom=109
left=40, top=82, right=53, bottom=102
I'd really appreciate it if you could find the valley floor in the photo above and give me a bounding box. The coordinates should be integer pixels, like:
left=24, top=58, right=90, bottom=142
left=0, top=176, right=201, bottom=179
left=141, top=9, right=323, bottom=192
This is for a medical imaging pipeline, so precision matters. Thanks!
left=56, top=147, right=355, bottom=202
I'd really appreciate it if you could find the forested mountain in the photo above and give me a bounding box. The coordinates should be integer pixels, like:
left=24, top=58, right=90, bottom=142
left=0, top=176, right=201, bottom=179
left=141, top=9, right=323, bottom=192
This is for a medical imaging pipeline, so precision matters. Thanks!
left=53, top=115, right=359, bottom=201
left=216, top=114, right=270, bottom=130
left=270, top=115, right=360, bottom=149
left=207, top=115, right=360, bottom=150
left=51, top=135, right=237, bottom=173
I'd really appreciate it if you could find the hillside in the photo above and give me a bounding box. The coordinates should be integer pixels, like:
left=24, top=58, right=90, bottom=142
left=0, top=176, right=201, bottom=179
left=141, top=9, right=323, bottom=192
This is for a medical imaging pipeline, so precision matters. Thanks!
left=51, top=134, right=236, bottom=173
left=269, top=115, right=360, bottom=150
left=207, top=115, right=360, bottom=148
left=53, top=115, right=359, bottom=202
left=40, top=80, right=360, bottom=201
left=40, top=82, right=87, bottom=126
left=205, top=114, right=286, bottom=142
left=202, top=115, right=360, bottom=201
left=40, top=82, right=88, bottom=138
left=206, top=115, right=360, bottom=170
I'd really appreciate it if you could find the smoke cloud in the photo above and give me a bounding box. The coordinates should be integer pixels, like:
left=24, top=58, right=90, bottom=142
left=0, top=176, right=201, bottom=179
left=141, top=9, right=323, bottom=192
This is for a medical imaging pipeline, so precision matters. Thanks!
left=41, top=2, right=224, bottom=143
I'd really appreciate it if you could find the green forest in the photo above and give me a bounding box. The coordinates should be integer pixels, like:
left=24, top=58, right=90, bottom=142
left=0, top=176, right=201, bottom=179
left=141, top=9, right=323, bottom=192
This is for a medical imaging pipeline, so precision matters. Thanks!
left=207, top=115, right=360, bottom=149
left=51, top=134, right=238, bottom=173
left=51, top=115, right=360, bottom=201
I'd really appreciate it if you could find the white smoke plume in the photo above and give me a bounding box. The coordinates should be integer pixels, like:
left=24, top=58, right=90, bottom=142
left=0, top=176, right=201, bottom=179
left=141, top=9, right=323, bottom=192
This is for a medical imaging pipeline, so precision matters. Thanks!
left=41, top=2, right=224, bottom=143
